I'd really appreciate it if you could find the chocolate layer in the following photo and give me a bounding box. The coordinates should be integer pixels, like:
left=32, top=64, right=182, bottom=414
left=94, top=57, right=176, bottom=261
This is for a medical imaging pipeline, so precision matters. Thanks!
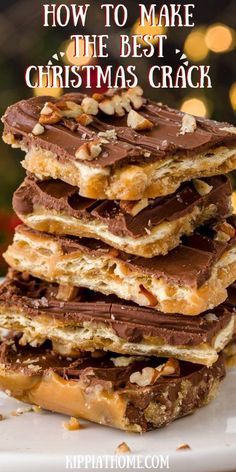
left=0, top=334, right=222, bottom=385
left=3, top=92, right=236, bottom=169
left=0, top=335, right=179, bottom=381
left=13, top=175, right=231, bottom=238
left=0, top=271, right=233, bottom=346
left=14, top=217, right=236, bottom=288
left=0, top=335, right=225, bottom=432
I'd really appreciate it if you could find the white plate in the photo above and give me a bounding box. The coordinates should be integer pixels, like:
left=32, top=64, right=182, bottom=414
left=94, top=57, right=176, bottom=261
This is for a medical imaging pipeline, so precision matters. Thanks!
left=0, top=367, right=235, bottom=472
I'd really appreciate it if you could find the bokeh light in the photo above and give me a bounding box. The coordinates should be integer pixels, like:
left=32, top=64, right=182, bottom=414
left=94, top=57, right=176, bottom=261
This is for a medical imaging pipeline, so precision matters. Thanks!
left=132, top=17, right=166, bottom=45
left=229, top=82, right=236, bottom=110
left=63, top=39, right=93, bottom=66
left=184, top=27, right=209, bottom=61
left=33, top=71, right=62, bottom=98
left=205, top=24, right=235, bottom=53
left=181, top=97, right=209, bottom=117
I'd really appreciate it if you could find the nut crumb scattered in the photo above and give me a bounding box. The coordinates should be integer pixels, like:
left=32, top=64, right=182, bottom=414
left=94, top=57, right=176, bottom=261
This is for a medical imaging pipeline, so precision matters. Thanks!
left=63, top=417, right=81, bottom=431
left=111, top=356, right=147, bottom=367
left=130, top=358, right=180, bottom=387
left=32, top=123, right=45, bottom=136
left=179, top=114, right=197, bottom=135
left=11, top=407, right=32, bottom=416
left=116, top=442, right=131, bottom=454
left=214, top=221, right=235, bottom=243
left=204, top=313, right=218, bottom=322
left=176, top=443, right=191, bottom=451
left=193, top=179, right=213, bottom=196
left=98, top=129, right=117, bottom=142
left=127, top=110, right=153, bottom=131
left=75, top=141, right=102, bottom=161
left=76, top=113, right=93, bottom=126
left=32, top=405, right=42, bottom=414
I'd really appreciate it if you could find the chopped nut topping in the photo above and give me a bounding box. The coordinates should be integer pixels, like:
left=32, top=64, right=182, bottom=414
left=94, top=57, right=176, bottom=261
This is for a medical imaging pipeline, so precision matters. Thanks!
left=176, top=444, right=191, bottom=451
left=204, top=313, right=218, bottom=322
left=129, top=358, right=180, bottom=387
left=116, top=442, right=131, bottom=454
left=156, top=358, right=180, bottom=377
left=180, top=114, right=197, bottom=135
left=99, top=98, right=115, bottom=115
left=126, top=86, right=144, bottom=109
left=0, top=414, right=4, bottom=421
left=220, top=126, right=236, bottom=135
left=130, top=367, right=159, bottom=387
left=40, top=296, right=49, bottom=307
left=76, top=113, right=93, bottom=126
left=39, top=102, right=62, bottom=125
left=56, top=285, right=79, bottom=301
left=214, top=221, right=235, bottom=242
left=57, top=100, right=83, bottom=118
left=75, top=141, right=102, bottom=161
left=127, top=110, right=154, bottom=131
left=97, top=87, right=144, bottom=116
left=81, top=97, right=99, bottom=116
left=63, top=417, right=81, bottom=431
left=40, top=103, right=54, bottom=116
left=32, top=123, right=45, bottom=136
left=193, top=179, right=213, bottom=196
left=111, top=94, right=132, bottom=117
left=97, top=129, right=117, bottom=142
left=111, top=356, right=147, bottom=367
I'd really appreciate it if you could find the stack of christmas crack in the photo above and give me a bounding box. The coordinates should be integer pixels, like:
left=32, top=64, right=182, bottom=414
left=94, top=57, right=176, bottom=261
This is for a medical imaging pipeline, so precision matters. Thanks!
left=0, top=88, right=236, bottom=432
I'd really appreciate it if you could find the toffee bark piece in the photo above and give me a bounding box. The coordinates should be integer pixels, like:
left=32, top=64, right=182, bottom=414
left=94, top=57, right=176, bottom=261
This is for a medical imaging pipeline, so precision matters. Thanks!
left=13, top=175, right=232, bottom=258
left=2, top=91, right=236, bottom=200
left=0, top=271, right=234, bottom=365
left=0, top=336, right=226, bottom=432
left=4, top=222, right=236, bottom=316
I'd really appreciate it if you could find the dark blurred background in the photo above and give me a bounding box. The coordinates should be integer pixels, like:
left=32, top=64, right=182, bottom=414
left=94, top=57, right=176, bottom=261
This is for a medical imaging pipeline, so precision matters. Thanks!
left=0, top=0, right=235, bottom=273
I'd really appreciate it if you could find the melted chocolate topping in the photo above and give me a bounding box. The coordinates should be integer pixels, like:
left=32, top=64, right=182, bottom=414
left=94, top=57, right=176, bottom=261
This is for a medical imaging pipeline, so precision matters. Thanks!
left=0, top=334, right=224, bottom=389
left=13, top=175, right=231, bottom=238
left=3, top=93, right=236, bottom=168
left=0, top=271, right=234, bottom=346
left=16, top=220, right=236, bottom=288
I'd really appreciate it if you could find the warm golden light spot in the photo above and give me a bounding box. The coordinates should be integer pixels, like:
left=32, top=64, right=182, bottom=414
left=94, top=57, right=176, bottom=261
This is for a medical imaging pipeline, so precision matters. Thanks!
left=229, top=83, right=236, bottom=110
left=33, top=71, right=62, bottom=98
left=181, top=98, right=208, bottom=118
left=205, top=24, right=235, bottom=53
left=64, top=39, right=93, bottom=66
left=184, top=28, right=209, bottom=61
left=132, top=17, right=166, bottom=45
